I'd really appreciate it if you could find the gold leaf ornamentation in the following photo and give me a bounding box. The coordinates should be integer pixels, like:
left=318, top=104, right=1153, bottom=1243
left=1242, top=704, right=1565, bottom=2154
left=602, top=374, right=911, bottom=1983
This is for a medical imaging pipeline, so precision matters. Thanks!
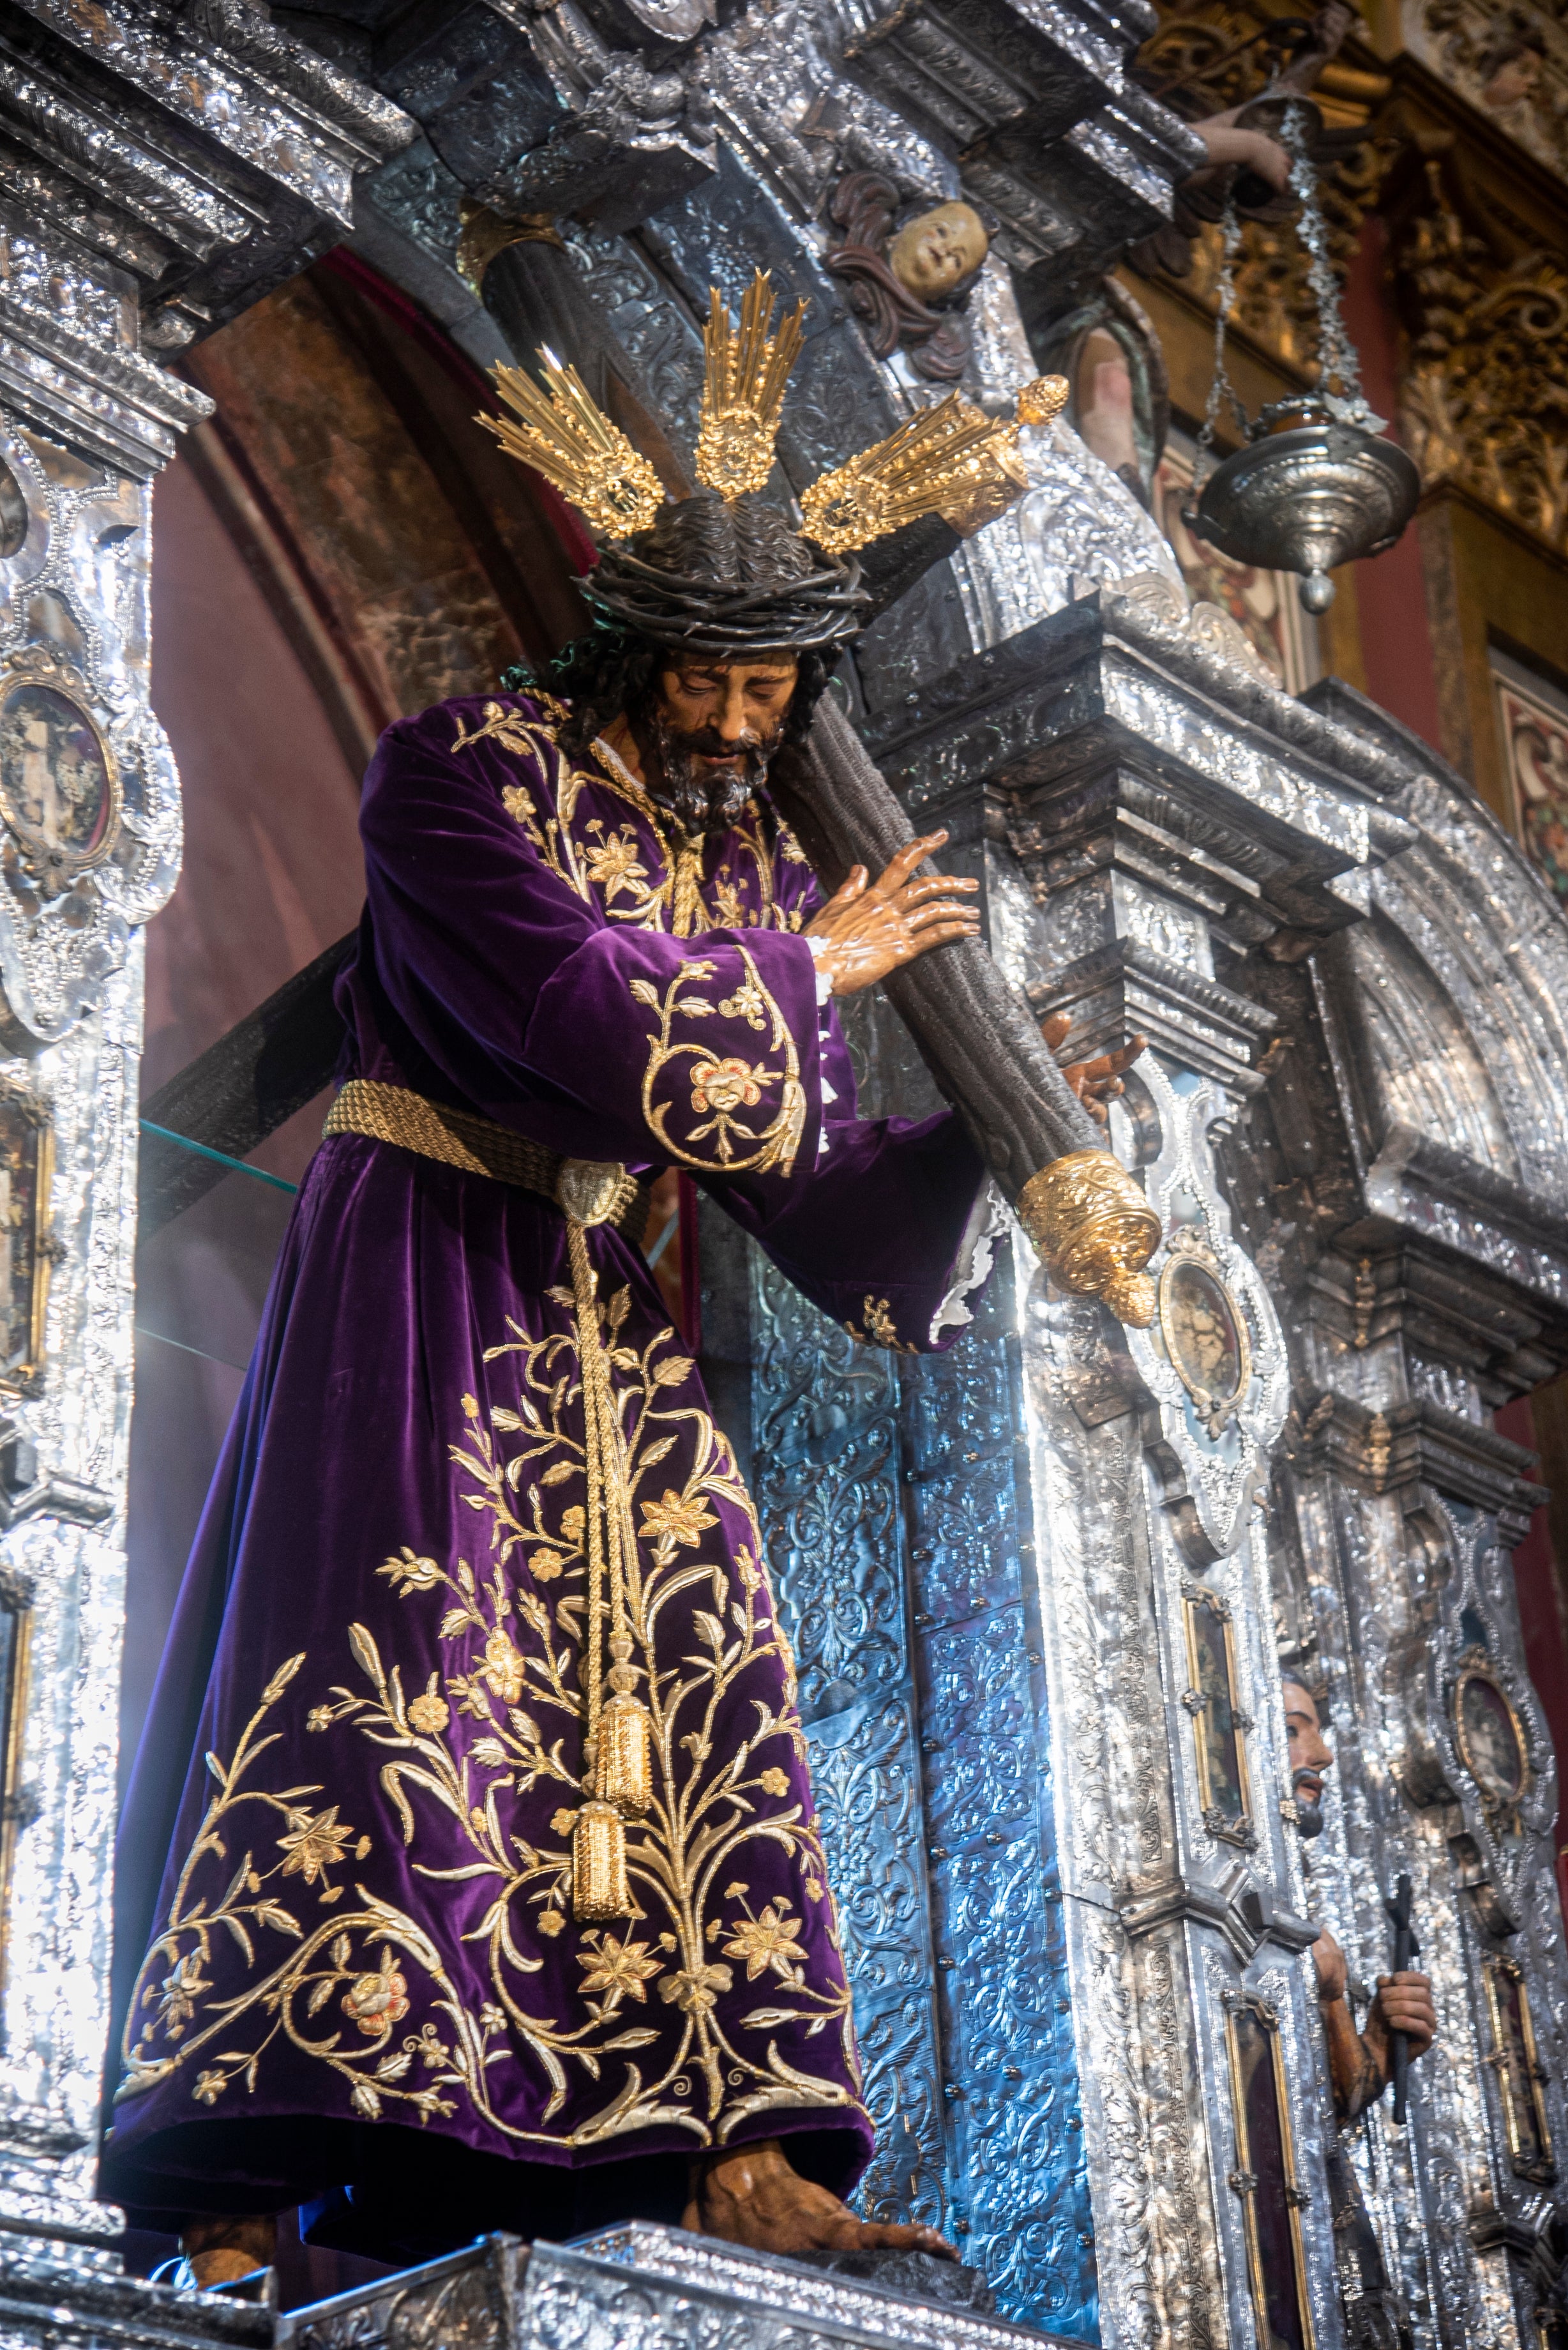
left=800, top=395, right=1004, bottom=553
left=482, top=351, right=663, bottom=540
left=695, top=272, right=808, bottom=500
left=1015, top=1148, right=1161, bottom=1327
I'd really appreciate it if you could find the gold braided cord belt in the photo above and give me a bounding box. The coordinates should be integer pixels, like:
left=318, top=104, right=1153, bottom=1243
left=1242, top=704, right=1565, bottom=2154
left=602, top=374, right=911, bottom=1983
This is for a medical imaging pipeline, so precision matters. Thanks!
left=324, top=1074, right=660, bottom=1923
left=323, top=1078, right=651, bottom=1247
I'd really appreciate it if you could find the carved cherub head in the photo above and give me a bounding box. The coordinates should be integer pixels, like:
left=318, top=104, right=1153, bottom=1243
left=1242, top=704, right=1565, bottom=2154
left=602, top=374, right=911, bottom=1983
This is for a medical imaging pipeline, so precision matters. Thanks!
left=887, top=201, right=990, bottom=304
left=825, top=173, right=994, bottom=383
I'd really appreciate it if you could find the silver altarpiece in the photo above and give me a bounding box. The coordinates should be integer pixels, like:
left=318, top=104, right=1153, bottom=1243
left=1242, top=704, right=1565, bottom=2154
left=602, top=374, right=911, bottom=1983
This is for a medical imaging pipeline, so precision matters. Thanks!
left=0, top=7, right=1559, bottom=2350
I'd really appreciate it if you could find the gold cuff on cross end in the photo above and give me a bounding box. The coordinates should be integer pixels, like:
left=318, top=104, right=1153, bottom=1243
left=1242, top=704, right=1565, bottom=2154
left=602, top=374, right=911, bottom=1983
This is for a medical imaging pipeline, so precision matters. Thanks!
left=456, top=200, right=566, bottom=293
left=1015, top=1148, right=1161, bottom=1328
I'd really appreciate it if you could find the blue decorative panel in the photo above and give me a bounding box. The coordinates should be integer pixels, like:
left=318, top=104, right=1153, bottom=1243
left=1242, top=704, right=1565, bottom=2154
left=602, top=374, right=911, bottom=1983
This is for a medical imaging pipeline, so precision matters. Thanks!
left=751, top=1242, right=1097, bottom=2335
left=751, top=1255, right=949, bottom=2238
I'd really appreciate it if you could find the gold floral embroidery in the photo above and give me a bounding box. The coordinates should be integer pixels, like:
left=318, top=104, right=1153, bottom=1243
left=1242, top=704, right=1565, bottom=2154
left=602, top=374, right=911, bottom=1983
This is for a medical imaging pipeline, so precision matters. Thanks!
left=582, top=820, right=655, bottom=907
left=631, top=951, right=805, bottom=1176
left=452, top=700, right=540, bottom=761
left=691, top=1058, right=764, bottom=1116
left=718, top=978, right=769, bottom=1030
left=710, top=872, right=747, bottom=930
left=723, top=1898, right=809, bottom=1985
left=120, top=1310, right=861, bottom=2151
left=844, top=1296, right=916, bottom=1353
left=578, top=1932, right=661, bottom=2016
left=460, top=704, right=817, bottom=943
left=453, top=705, right=595, bottom=904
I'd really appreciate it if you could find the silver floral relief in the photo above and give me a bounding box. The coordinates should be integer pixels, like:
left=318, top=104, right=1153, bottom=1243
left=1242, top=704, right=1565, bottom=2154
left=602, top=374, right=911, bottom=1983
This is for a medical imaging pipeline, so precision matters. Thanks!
left=0, top=956, right=139, bottom=2237
left=1359, top=763, right=1568, bottom=1207
left=1119, top=1059, right=1290, bottom=1559
left=562, top=226, right=706, bottom=471
left=1275, top=1467, right=1551, bottom=2350
left=0, top=409, right=178, bottom=2245
left=750, top=1248, right=951, bottom=2243
left=806, top=1694, right=947, bottom=2232
left=0, top=420, right=181, bottom=1042
left=899, top=1274, right=1096, bottom=2334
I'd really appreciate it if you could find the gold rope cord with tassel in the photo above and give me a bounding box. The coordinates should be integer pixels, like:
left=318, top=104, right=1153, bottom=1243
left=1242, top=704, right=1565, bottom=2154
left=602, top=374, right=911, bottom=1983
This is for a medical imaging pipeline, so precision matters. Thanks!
left=669, top=842, right=705, bottom=939
left=566, top=1210, right=652, bottom=1920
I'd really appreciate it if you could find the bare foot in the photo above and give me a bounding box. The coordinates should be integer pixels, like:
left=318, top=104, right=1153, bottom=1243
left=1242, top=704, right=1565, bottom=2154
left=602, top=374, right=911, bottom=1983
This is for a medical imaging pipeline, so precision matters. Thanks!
left=682, top=2137, right=957, bottom=2259
left=181, top=2213, right=276, bottom=2289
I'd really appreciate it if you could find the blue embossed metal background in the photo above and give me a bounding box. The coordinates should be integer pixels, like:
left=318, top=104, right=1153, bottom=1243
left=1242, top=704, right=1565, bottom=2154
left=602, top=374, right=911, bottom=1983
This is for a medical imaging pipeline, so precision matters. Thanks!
left=751, top=1242, right=1099, bottom=2337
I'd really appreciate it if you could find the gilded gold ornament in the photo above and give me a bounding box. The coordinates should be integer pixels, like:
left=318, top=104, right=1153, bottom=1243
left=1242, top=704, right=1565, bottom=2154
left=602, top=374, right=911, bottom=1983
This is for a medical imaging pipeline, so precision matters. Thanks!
left=1016, top=374, right=1070, bottom=428
left=573, top=1798, right=632, bottom=1920
left=937, top=427, right=1029, bottom=538
left=596, top=1690, right=652, bottom=1816
left=456, top=199, right=564, bottom=293
left=1016, top=1148, right=1161, bottom=1328
left=799, top=394, right=1000, bottom=553
left=481, top=352, right=663, bottom=540
left=694, top=273, right=808, bottom=500
left=556, top=1157, right=633, bottom=1228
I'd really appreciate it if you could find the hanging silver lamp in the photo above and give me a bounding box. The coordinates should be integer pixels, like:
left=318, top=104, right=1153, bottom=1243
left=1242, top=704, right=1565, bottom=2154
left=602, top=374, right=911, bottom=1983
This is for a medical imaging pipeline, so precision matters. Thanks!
left=1195, top=392, right=1420, bottom=613
left=1185, top=104, right=1420, bottom=614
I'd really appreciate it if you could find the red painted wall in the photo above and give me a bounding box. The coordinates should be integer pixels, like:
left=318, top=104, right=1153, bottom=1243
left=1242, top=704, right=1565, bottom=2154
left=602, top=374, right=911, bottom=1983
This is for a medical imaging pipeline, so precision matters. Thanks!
left=1339, top=217, right=1445, bottom=753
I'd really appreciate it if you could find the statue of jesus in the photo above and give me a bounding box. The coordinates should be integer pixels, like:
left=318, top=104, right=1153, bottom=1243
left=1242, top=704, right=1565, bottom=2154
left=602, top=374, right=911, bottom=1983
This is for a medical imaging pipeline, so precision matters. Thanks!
left=105, top=285, right=1133, bottom=2291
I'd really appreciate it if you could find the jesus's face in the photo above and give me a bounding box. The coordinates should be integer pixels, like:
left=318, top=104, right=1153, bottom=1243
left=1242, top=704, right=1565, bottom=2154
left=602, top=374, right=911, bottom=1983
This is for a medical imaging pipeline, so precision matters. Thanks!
left=645, top=655, right=799, bottom=835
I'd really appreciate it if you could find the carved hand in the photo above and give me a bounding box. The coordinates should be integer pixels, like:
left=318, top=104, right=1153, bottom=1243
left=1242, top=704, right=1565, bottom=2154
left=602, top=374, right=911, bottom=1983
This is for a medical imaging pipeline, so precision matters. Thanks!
left=1039, top=1013, right=1147, bottom=1124
left=1364, top=1970, right=1437, bottom=2067
left=1191, top=119, right=1292, bottom=191
left=804, top=830, right=980, bottom=996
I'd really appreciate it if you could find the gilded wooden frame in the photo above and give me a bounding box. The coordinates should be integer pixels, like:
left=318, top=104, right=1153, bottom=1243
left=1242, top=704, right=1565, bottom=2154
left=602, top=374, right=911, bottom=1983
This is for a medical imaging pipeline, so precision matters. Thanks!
left=1222, top=1990, right=1316, bottom=2350
left=1183, top=1582, right=1256, bottom=1847
left=1484, top=1955, right=1556, bottom=2184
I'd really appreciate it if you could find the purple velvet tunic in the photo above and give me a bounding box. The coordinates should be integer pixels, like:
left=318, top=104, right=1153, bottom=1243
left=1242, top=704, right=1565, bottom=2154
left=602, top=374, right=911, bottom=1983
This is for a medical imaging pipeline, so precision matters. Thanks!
left=104, top=691, right=987, bottom=2245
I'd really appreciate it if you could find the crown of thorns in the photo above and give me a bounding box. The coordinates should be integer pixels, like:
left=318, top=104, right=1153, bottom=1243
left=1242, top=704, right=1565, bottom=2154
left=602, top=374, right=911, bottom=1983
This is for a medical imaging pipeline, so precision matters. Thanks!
left=479, top=268, right=1064, bottom=655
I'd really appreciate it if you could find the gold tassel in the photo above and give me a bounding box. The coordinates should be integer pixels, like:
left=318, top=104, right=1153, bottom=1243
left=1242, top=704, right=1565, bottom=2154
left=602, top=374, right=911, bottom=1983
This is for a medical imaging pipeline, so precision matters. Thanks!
left=597, top=1689, right=652, bottom=1815
left=573, top=1799, right=631, bottom=1920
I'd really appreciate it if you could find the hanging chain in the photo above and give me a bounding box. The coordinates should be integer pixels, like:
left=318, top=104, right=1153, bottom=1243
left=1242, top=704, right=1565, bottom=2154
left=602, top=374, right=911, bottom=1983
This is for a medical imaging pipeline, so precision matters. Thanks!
left=1192, top=193, right=1248, bottom=493
left=1282, top=100, right=1371, bottom=421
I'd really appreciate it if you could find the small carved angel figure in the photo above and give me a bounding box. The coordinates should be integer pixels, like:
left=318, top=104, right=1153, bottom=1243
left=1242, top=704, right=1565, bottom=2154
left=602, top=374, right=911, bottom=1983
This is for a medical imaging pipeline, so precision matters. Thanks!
left=824, top=171, right=991, bottom=381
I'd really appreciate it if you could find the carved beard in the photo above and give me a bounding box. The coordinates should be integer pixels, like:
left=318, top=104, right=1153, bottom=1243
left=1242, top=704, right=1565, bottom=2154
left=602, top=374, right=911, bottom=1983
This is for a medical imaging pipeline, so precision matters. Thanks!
left=647, top=710, right=776, bottom=837
left=1293, top=1766, right=1326, bottom=1840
